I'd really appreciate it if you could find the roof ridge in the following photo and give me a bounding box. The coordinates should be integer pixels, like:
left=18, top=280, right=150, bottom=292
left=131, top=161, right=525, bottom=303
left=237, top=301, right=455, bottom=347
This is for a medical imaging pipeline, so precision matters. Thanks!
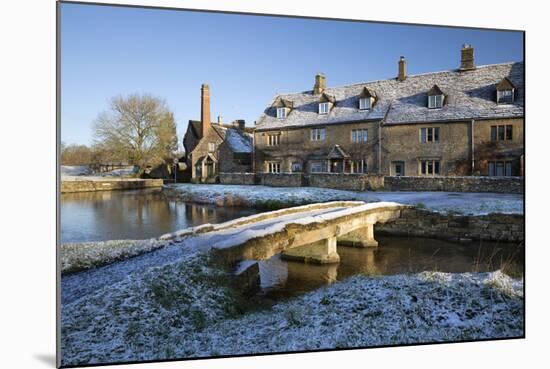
left=275, top=61, right=522, bottom=97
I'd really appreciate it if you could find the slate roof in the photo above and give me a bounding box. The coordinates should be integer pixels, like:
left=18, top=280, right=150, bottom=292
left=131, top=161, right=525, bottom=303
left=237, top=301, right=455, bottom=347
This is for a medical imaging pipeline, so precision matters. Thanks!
left=224, top=128, right=253, bottom=153
left=255, top=62, right=524, bottom=131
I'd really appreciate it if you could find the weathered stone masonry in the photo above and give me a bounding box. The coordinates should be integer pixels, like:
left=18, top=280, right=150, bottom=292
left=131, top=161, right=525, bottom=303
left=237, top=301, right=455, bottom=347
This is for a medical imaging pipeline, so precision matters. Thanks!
left=375, top=208, right=524, bottom=243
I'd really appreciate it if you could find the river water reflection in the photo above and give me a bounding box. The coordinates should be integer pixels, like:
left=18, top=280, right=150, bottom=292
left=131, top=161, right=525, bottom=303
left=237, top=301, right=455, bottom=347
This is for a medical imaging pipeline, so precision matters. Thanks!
left=257, top=236, right=523, bottom=299
left=60, top=188, right=258, bottom=243
left=61, top=188, right=523, bottom=300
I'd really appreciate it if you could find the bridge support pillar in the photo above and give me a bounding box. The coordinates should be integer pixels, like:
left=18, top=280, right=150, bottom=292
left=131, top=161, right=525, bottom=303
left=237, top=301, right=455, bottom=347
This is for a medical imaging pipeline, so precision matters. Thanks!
left=282, top=237, right=340, bottom=264
left=337, top=224, right=378, bottom=247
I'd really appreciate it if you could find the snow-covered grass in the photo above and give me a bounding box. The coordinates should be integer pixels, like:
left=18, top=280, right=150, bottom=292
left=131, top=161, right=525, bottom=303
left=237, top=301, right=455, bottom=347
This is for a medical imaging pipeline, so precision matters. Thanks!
left=61, top=165, right=92, bottom=176
left=61, top=239, right=167, bottom=274
left=164, top=184, right=523, bottom=215
left=61, top=165, right=139, bottom=181
left=60, top=248, right=523, bottom=366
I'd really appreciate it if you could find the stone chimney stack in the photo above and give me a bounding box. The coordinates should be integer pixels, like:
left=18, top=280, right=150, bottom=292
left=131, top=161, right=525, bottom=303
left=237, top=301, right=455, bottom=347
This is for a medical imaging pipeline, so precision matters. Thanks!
left=232, top=119, right=245, bottom=130
left=313, top=73, right=326, bottom=95
left=459, top=44, right=475, bottom=71
left=217, top=115, right=222, bottom=125
left=201, top=83, right=211, bottom=137
left=398, top=56, right=407, bottom=81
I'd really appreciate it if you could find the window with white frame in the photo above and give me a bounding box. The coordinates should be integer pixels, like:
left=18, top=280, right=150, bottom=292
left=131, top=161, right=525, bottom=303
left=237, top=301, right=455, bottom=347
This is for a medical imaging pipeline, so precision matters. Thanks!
left=352, top=159, right=368, bottom=173
left=310, top=161, right=327, bottom=173
left=208, top=142, right=216, bottom=152
left=420, top=127, right=440, bottom=143
left=419, top=159, right=440, bottom=176
left=359, top=97, right=371, bottom=110
left=319, top=102, right=329, bottom=115
left=267, top=134, right=280, bottom=146
left=267, top=161, right=281, bottom=173
left=310, top=128, right=326, bottom=141
left=276, top=107, right=287, bottom=119
left=351, top=129, right=368, bottom=143
left=497, top=89, right=514, bottom=104
left=428, top=95, right=443, bottom=109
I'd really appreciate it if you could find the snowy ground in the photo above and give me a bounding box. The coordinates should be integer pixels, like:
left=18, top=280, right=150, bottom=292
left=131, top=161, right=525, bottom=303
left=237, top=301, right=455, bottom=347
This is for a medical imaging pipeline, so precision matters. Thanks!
left=164, top=184, right=523, bottom=215
left=60, top=246, right=523, bottom=366
left=61, top=165, right=138, bottom=180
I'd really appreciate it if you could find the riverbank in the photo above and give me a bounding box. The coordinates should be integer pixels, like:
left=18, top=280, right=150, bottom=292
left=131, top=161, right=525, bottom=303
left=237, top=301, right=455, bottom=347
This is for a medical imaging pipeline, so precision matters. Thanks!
left=61, top=178, right=164, bottom=193
left=163, top=184, right=523, bottom=215
left=60, top=246, right=523, bottom=366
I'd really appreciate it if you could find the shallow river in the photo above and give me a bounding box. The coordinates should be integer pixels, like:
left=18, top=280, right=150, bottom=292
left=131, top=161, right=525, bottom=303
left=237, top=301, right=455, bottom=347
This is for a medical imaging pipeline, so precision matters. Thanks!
left=60, top=188, right=257, bottom=243
left=61, top=188, right=523, bottom=299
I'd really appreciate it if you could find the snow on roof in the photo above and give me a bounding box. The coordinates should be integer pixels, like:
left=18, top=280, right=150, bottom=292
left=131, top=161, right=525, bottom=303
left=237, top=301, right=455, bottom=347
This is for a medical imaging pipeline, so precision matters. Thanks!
left=225, top=128, right=252, bottom=153
left=256, top=62, right=524, bottom=130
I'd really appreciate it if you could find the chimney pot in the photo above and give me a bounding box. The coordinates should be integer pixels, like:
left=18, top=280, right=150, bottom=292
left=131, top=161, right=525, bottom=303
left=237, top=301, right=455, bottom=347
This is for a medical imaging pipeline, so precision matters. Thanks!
left=398, top=56, right=407, bottom=81
left=460, top=44, right=475, bottom=71
left=313, top=73, right=326, bottom=95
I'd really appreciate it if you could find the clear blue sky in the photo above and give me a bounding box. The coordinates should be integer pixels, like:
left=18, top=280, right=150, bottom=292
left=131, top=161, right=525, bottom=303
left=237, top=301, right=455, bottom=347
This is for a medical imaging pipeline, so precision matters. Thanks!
left=60, top=2, right=523, bottom=147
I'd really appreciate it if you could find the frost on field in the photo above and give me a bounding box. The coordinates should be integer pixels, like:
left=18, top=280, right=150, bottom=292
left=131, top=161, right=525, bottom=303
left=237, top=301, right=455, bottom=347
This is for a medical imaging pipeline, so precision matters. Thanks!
left=60, top=246, right=524, bottom=366
left=61, top=239, right=167, bottom=274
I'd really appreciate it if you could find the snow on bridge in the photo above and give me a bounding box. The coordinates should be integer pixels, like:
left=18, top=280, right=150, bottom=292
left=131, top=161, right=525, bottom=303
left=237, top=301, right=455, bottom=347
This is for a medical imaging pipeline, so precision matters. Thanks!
left=161, top=201, right=410, bottom=264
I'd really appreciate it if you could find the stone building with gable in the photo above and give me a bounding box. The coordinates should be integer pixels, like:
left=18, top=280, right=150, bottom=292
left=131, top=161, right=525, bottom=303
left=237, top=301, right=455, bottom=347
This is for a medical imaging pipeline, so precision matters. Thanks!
left=183, top=84, right=253, bottom=183
left=254, top=45, right=524, bottom=178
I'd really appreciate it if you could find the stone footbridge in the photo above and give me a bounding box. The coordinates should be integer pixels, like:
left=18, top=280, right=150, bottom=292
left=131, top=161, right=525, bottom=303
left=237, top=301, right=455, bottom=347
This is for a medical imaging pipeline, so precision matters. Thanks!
left=161, top=201, right=409, bottom=264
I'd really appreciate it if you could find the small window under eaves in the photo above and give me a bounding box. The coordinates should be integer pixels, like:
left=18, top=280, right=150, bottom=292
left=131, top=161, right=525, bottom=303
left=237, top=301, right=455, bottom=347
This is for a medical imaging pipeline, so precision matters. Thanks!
left=276, top=107, right=287, bottom=119
left=428, top=95, right=444, bottom=109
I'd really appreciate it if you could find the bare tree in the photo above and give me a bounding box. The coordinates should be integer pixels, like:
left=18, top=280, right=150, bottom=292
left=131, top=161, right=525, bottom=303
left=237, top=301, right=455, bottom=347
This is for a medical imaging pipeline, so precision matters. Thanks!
left=92, top=94, right=178, bottom=174
left=60, top=143, right=94, bottom=165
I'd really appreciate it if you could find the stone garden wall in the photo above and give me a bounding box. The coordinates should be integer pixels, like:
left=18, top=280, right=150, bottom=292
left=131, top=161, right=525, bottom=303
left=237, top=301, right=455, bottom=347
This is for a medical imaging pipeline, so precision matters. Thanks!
left=61, top=179, right=164, bottom=193
left=384, top=176, right=523, bottom=194
left=376, top=208, right=524, bottom=243
left=219, top=173, right=257, bottom=185
left=308, top=173, right=385, bottom=191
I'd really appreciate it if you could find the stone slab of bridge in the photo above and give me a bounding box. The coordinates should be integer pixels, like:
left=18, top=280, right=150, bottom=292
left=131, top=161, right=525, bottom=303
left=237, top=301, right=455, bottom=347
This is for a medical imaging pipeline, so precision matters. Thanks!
left=160, top=201, right=409, bottom=265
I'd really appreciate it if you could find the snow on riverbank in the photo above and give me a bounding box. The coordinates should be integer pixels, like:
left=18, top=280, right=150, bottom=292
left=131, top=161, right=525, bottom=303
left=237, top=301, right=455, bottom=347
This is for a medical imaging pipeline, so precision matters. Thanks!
left=164, top=183, right=523, bottom=215
left=61, top=165, right=138, bottom=181
left=61, top=239, right=168, bottom=274
left=60, top=247, right=523, bottom=366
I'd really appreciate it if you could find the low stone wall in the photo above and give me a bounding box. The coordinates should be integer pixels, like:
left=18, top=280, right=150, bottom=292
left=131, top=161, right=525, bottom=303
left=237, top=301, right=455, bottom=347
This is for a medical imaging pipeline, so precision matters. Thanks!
left=259, top=173, right=303, bottom=187
left=61, top=179, right=164, bottom=193
left=219, top=172, right=256, bottom=185
left=376, top=208, right=524, bottom=243
left=308, top=173, right=385, bottom=191
left=384, top=176, right=523, bottom=194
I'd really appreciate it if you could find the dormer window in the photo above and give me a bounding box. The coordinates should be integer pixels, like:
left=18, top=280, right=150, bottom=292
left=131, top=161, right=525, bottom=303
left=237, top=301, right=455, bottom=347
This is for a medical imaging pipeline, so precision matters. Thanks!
left=496, top=77, right=516, bottom=104
left=428, top=95, right=443, bottom=109
left=319, top=102, right=329, bottom=115
left=359, top=97, right=370, bottom=110
left=358, top=87, right=376, bottom=110
left=497, top=89, right=514, bottom=104
left=318, top=93, right=335, bottom=115
left=276, top=107, right=287, bottom=119
left=427, top=85, right=444, bottom=109
left=272, top=97, right=293, bottom=119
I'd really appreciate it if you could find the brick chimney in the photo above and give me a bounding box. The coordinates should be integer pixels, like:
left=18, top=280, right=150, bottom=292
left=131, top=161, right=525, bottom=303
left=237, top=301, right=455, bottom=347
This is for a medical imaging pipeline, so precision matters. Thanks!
left=398, top=56, right=406, bottom=81
left=313, top=73, right=326, bottom=95
left=201, top=83, right=211, bottom=137
left=459, top=44, right=475, bottom=71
